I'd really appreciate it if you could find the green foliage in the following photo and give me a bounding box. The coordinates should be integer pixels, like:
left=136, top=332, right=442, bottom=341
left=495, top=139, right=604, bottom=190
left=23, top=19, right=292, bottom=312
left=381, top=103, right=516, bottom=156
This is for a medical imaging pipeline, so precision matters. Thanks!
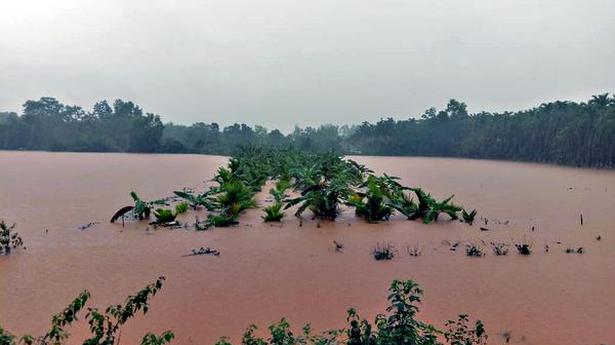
left=153, top=208, right=177, bottom=223
left=0, top=277, right=171, bottom=345
left=0, top=326, right=17, bottom=345
left=140, top=331, right=175, bottom=345
left=213, top=181, right=257, bottom=217
left=461, top=209, right=477, bottom=225
left=444, top=315, right=487, bottom=345
left=263, top=203, right=284, bottom=222
left=212, top=280, right=485, bottom=345
left=110, top=192, right=166, bottom=223
left=206, top=213, right=239, bottom=228
left=411, top=189, right=462, bottom=224
left=175, top=202, right=189, bottom=214
left=0, top=220, right=24, bottom=255
left=173, top=190, right=215, bottom=210
left=348, top=176, right=394, bottom=223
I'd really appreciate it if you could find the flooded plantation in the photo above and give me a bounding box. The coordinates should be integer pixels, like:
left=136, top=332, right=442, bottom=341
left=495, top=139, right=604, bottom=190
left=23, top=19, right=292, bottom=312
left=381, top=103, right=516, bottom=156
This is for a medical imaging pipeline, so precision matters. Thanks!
left=1, top=151, right=614, bottom=345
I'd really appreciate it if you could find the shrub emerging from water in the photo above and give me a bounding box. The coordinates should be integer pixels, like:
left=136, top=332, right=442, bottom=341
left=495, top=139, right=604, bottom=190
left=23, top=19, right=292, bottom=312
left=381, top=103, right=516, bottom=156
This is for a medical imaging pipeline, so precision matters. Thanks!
left=175, top=202, right=189, bottom=214
left=490, top=242, right=509, bottom=256
left=213, top=279, right=487, bottom=345
left=262, top=203, right=284, bottom=222
left=514, top=242, right=532, bottom=255
left=153, top=208, right=177, bottom=224
left=444, top=314, right=488, bottom=345
left=372, top=242, right=396, bottom=260
left=462, top=209, right=478, bottom=225
left=0, top=220, right=24, bottom=255
left=412, top=188, right=462, bottom=224
left=465, top=244, right=485, bottom=257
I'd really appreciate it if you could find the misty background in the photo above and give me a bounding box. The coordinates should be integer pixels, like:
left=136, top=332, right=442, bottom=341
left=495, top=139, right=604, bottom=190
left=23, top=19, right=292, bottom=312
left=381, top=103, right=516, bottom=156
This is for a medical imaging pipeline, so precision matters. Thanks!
left=1, top=0, right=614, bottom=131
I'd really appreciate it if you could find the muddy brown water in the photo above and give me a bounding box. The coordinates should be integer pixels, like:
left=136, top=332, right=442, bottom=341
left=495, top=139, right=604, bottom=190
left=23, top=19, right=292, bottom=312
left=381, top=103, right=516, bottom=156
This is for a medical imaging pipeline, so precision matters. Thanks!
left=1, top=151, right=614, bottom=345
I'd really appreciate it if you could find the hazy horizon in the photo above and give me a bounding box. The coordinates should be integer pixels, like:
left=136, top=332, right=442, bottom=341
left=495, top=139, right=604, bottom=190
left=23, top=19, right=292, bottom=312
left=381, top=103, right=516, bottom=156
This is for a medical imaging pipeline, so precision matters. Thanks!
left=1, top=0, right=614, bottom=132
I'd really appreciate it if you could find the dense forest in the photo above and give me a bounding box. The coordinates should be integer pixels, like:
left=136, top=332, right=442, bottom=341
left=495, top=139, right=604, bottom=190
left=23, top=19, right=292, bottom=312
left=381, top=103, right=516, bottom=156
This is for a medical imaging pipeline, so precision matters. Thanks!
left=1, top=94, right=614, bottom=167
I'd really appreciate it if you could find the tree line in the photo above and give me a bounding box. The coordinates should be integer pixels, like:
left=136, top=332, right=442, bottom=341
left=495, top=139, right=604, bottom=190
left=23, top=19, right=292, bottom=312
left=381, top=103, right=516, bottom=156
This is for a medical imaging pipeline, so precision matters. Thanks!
left=1, top=94, right=614, bottom=167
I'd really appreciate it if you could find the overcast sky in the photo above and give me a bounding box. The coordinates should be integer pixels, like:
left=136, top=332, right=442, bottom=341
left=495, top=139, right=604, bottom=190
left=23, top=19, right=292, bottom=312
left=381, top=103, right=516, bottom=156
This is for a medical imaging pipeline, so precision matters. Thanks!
left=1, top=0, right=614, bottom=131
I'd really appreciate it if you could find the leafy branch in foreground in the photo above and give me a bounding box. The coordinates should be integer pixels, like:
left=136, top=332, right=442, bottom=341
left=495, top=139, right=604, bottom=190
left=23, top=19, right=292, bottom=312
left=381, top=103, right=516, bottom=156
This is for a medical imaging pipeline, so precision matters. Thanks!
left=214, top=279, right=486, bottom=345
left=1, top=277, right=171, bottom=345
left=0, top=220, right=24, bottom=255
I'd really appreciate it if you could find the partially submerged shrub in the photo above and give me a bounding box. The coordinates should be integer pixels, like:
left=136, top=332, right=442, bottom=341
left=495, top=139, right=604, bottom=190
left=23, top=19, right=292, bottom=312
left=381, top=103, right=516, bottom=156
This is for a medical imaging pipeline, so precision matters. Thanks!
left=0, top=220, right=24, bottom=255
left=153, top=208, right=177, bottom=224
left=263, top=203, right=284, bottom=222
left=175, top=202, right=189, bottom=214
left=465, top=244, right=485, bottom=257
left=444, top=314, right=488, bottom=345
left=407, top=244, right=422, bottom=257
left=372, top=242, right=395, bottom=260
left=207, top=213, right=239, bottom=228
left=462, top=209, right=478, bottom=225
left=490, top=242, right=509, bottom=256
left=565, top=247, right=584, bottom=254
left=514, top=242, right=532, bottom=255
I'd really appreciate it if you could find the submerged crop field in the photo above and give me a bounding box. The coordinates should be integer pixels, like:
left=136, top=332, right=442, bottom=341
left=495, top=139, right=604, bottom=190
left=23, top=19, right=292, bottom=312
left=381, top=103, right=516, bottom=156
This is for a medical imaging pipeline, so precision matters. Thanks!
left=1, top=150, right=614, bottom=345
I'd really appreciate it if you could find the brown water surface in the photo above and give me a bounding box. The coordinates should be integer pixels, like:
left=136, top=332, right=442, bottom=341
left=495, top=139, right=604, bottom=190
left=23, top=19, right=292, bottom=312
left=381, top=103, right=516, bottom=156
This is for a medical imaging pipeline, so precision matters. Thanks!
left=1, top=152, right=614, bottom=345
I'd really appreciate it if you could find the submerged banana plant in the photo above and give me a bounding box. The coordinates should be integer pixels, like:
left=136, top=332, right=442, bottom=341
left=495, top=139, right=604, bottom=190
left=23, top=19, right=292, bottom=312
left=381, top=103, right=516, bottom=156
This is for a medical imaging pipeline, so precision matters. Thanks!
left=152, top=208, right=177, bottom=224
left=412, top=188, right=462, bottom=224
left=110, top=192, right=166, bottom=223
left=173, top=190, right=216, bottom=210
left=348, top=175, right=394, bottom=223
left=285, top=177, right=351, bottom=220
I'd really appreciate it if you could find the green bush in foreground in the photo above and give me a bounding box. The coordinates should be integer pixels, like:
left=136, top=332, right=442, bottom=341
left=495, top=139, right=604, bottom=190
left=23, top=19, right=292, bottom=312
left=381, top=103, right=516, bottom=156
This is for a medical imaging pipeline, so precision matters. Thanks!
left=0, top=279, right=486, bottom=345
left=0, top=220, right=24, bottom=255
left=0, top=277, right=172, bottom=345
left=213, top=280, right=487, bottom=345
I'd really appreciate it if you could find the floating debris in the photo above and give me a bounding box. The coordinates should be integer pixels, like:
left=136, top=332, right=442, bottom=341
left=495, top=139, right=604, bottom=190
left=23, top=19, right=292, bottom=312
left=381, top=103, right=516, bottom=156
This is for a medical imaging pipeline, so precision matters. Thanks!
left=480, top=227, right=490, bottom=231
left=333, top=240, right=344, bottom=252
left=78, top=222, right=99, bottom=230
left=182, top=246, right=220, bottom=257
left=565, top=247, right=584, bottom=254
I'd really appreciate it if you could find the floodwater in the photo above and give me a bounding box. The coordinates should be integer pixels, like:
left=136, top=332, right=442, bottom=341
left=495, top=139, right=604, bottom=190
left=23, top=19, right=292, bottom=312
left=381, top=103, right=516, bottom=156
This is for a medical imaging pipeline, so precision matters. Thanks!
left=1, top=151, right=614, bottom=345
